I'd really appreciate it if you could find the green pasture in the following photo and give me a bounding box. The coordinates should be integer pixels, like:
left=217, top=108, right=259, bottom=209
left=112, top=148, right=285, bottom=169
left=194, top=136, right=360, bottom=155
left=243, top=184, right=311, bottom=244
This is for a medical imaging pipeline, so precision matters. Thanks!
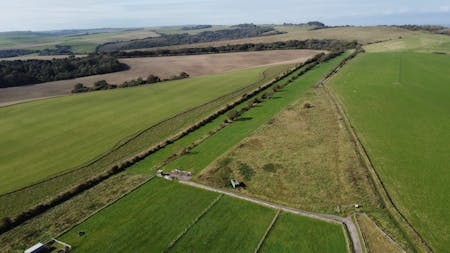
left=171, top=195, right=275, bottom=252
left=328, top=52, right=450, bottom=252
left=59, top=179, right=219, bottom=252
left=260, top=213, right=347, bottom=253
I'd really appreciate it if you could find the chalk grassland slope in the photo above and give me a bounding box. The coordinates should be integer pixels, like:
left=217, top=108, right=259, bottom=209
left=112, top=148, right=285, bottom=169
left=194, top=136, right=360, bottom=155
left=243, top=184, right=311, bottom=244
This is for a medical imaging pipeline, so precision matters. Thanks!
left=0, top=50, right=318, bottom=106
left=131, top=26, right=417, bottom=52
left=0, top=29, right=160, bottom=53
left=328, top=52, right=450, bottom=252
left=59, top=179, right=348, bottom=253
left=260, top=212, right=347, bottom=253
left=356, top=214, right=404, bottom=253
left=161, top=53, right=349, bottom=174
left=60, top=179, right=219, bottom=253
left=0, top=65, right=278, bottom=195
left=199, top=86, right=380, bottom=215
left=364, top=33, right=450, bottom=53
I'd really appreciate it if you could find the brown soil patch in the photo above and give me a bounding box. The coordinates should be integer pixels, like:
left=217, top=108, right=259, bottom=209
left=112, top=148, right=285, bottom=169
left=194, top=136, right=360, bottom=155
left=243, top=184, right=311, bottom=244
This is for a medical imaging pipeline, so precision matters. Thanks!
left=0, top=50, right=318, bottom=107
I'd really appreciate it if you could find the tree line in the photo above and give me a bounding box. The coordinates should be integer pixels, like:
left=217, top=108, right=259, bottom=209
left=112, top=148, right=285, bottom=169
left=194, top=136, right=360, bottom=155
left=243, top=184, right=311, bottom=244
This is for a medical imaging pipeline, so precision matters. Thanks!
left=72, top=72, right=189, bottom=93
left=113, top=39, right=358, bottom=58
left=0, top=49, right=40, bottom=58
left=97, top=24, right=283, bottom=52
left=0, top=45, right=74, bottom=59
left=0, top=54, right=128, bottom=88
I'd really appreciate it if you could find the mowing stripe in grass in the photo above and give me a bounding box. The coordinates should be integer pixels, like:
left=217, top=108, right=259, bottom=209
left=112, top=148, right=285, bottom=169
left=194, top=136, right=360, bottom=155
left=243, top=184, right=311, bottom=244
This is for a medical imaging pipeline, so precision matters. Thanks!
left=254, top=209, right=281, bottom=253
left=164, top=194, right=224, bottom=252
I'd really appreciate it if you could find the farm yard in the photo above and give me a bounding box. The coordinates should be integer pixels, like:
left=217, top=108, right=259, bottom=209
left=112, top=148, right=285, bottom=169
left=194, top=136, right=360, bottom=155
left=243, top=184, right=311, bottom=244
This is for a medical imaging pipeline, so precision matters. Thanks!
left=0, top=50, right=317, bottom=106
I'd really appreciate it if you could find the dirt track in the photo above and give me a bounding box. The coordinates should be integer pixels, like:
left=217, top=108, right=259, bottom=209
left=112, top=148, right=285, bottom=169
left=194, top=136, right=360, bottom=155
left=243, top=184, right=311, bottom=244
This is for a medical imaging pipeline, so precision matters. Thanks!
left=0, top=50, right=318, bottom=107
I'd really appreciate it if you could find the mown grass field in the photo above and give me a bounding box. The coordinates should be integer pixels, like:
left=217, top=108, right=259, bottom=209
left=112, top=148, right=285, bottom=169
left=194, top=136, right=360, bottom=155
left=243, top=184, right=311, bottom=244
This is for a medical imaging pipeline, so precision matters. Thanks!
left=58, top=179, right=349, bottom=253
left=260, top=212, right=347, bottom=253
left=162, top=53, right=350, bottom=174
left=328, top=52, right=450, bottom=252
left=199, top=86, right=380, bottom=215
left=170, top=195, right=275, bottom=252
left=59, top=179, right=219, bottom=252
left=0, top=65, right=278, bottom=195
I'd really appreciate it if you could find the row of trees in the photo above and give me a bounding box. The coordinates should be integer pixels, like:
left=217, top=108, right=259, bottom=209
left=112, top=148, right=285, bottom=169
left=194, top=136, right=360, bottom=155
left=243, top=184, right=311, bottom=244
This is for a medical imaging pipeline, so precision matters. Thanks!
left=0, top=54, right=128, bottom=88
left=182, top=25, right=212, bottom=30
left=39, top=45, right=74, bottom=55
left=72, top=72, right=189, bottom=93
left=114, top=39, right=358, bottom=58
left=0, top=49, right=39, bottom=58
left=97, top=25, right=283, bottom=52
left=0, top=45, right=74, bottom=59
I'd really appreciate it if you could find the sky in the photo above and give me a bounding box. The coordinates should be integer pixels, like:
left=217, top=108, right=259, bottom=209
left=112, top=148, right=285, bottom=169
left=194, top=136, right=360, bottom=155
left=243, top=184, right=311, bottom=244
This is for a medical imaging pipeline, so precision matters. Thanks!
left=0, top=0, right=449, bottom=32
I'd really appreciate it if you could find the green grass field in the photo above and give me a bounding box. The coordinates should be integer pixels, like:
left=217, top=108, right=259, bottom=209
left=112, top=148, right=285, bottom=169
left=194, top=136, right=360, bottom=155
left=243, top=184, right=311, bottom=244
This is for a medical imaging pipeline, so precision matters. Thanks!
left=58, top=178, right=349, bottom=253
left=170, top=195, right=275, bottom=252
left=260, top=213, right=347, bottom=253
left=328, top=52, right=450, bottom=252
left=160, top=53, right=349, bottom=175
left=59, top=179, right=219, bottom=252
left=0, top=66, right=275, bottom=195
left=0, top=29, right=160, bottom=53
left=365, top=33, right=450, bottom=53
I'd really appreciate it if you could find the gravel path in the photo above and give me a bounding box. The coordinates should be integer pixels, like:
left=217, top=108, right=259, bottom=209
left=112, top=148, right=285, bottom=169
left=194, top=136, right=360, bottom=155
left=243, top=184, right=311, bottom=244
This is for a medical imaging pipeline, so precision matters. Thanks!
left=181, top=181, right=363, bottom=253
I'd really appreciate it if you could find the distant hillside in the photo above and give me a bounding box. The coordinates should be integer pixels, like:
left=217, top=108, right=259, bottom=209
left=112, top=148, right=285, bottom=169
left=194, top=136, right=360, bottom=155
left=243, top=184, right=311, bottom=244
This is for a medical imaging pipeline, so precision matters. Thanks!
left=97, top=24, right=283, bottom=52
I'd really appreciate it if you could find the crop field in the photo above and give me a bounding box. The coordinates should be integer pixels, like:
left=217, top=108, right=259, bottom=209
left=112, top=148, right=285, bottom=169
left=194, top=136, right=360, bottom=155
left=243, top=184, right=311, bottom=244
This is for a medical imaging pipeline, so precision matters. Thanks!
left=0, top=50, right=317, bottom=106
left=163, top=53, right=349, bottom=174
left=0, top=65, right=281, bottom=195
left=199, top=85, right=380, bottom=215
left=260, top=212, right=347, bottom=253
left=328, top=52, right=450, bottom=252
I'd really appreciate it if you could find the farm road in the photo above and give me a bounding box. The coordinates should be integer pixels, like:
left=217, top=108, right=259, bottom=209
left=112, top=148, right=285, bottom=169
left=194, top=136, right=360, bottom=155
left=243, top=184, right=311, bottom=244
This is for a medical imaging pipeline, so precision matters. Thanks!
left=181, top=181, right=363, bottom=253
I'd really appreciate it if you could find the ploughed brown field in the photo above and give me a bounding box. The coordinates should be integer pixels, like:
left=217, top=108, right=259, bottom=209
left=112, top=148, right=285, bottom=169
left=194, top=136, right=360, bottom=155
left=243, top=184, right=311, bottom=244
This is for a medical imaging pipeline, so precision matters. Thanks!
left=0, top=50, right=318, bottom=106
